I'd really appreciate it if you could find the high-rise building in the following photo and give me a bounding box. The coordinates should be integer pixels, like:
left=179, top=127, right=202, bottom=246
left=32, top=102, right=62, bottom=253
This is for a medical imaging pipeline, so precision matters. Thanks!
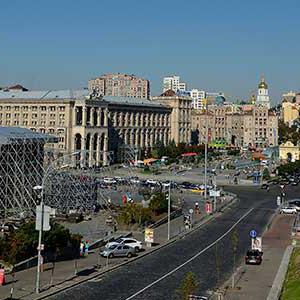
left=88, top=73, right=150, bottom=99
left=163, top=75, right=186, bottom=93
left=187, top=89, right=206, bottom=110
left=256, top=77, right=270, bottom=109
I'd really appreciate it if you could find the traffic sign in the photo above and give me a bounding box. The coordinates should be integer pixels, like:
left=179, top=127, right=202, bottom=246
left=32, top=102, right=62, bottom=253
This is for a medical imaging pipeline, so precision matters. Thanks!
left=249, top=229, right=257, bottom=238
left=277, top=196, right=281, bottom=206
left=189, top=209, right=194, bottom=214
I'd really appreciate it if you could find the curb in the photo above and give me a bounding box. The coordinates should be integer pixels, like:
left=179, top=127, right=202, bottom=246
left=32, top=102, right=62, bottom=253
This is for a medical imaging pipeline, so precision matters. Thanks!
left=266, top=245, right=294, bottom=300
left=33, top=195, right=238, bottom=300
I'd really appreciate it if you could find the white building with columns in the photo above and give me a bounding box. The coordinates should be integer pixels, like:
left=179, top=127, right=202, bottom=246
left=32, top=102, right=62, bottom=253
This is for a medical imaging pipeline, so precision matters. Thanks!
left=0, top=88, right=192, bottom=165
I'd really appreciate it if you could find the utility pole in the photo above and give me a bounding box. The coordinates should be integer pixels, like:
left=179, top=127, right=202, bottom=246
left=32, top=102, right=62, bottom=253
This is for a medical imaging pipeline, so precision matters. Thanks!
left=167, top=181, right=171, bottom=240
left=214, top=173, right=217, bottom=212
left=204, top=99, right=208, bottom=200
left=35, top=187, right=44, bottom=294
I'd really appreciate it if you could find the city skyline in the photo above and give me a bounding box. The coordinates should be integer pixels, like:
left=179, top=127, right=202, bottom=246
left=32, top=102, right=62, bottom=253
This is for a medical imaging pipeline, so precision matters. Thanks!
left=1, top=0, right=300, bottom=104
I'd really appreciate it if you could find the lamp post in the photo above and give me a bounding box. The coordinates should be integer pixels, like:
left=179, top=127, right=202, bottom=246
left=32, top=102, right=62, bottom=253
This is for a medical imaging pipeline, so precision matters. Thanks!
left=35, top=151, right=80, bottom=294
left=167, top=181, right=171, bottom=241
left=204, top=99, right=208, bottom=201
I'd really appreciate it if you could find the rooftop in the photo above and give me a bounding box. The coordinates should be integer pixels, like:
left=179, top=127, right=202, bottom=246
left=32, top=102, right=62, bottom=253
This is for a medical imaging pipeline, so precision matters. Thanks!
left=0, top=127, right=58, bottom=144
left=0, top=89, right=88, bottom=100
left=0, top=89, right=167, bottom=108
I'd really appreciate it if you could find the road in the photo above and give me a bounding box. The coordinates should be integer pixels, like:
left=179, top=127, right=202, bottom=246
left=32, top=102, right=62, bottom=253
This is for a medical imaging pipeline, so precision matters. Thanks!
left=48, top=184, right=297, bottom=300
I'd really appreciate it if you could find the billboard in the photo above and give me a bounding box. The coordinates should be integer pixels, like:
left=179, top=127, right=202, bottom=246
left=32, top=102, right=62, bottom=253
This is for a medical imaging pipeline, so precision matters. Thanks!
left=145, top=228, right=154, bottom=243
left=251, top=237, right=262, bottom=252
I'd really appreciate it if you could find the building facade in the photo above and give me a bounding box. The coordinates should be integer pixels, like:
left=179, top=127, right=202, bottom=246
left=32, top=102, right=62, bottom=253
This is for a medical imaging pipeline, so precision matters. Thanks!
left=279, top=141, right=300, bottom=162
left=0, top=89, right=192, bottom=165
left=88, top=73, right=150, bottom=99
left=191, top=104, right=278, bottom=149
left=282, top=101, right=299, bottom=124
left=162, top=75, right=186, bottom=93
left=153, top=90, right=192, bottom=145
left=188, top=89, right=206, bottom=110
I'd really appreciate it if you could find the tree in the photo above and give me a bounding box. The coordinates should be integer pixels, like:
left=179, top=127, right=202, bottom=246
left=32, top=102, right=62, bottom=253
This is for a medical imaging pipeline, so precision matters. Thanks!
left=262, top=168, right=270, bottom=180
left=175, top=272, right=198, bottom=300
left=149, top=192, right=168, bottom=215
left=231, top=229, right=239, bottom=288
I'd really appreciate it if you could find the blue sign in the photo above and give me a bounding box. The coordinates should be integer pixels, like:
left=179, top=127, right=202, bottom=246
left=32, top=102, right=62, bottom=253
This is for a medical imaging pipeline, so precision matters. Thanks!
left=250, top=230, right=257, bottom=238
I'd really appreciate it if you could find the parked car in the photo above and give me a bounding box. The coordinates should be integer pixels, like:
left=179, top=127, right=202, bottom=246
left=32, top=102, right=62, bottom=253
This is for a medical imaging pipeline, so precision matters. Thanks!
left=288, top=200, right=300, bottom=211
left=106, top=238, right=143, bottom=252
left=261, top=184, right=269, bottom=189
left=280, top=206, right=297, bottom=214
left=103, top=177, right=117, bottom=184
left=245, top=249, right=263, bottom=265
left=100, top=244, right=135, bottom=258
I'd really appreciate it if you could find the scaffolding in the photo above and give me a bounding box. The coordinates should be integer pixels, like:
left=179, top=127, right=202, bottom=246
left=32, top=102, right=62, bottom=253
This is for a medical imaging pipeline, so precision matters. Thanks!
left=0, top=127, right=116, bottom=220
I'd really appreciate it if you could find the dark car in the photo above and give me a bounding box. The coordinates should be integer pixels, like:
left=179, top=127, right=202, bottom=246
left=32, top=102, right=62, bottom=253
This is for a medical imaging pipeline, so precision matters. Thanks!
left=245, top=249, right=263, bottom=265
left=261, top=184, right=269, bottom=189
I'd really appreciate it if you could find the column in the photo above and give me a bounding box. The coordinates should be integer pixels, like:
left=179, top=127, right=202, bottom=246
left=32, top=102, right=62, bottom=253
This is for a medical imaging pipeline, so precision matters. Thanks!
left=96, top=135, right=101, bottom=166
left=150, top=129, right=154, bottom=146
left=140, top=130, right=144, bottom=149
left=103, top=135, right=109, bottom=166
left=89, top=136, right=94, bottom=167
left=82, top=107, right=87, bottom=126
left=90, top=107, right=95, bottom=127
left=80, top=137, right=86, bottom=167
left=135, top=129, right=139, bottom=147
left=97, top=108, right=102, bottom=126
left=72, top=107, right=77, bottom=126
left=104, top=108, right=108, bottom=126
left=125, top=112, right=129, bottom=127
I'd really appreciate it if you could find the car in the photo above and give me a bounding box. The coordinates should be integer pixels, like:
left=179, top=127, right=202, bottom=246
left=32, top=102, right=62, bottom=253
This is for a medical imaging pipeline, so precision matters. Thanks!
left=100, top=244, right=135, bottom=258
left=146, top=179, right=158, bottom=185
left=106, top=238, right=143, bottom=252
left=292, top=181, right=299, bottom=186
left=261, top=184, right=269, bottom=189
left=245, top=249, right=263, bottom=265
left=103, top=177, right=117, bottom=184
left=288, top=200, right=300, bottom=211
left=280, top=206, right=298, bottom=214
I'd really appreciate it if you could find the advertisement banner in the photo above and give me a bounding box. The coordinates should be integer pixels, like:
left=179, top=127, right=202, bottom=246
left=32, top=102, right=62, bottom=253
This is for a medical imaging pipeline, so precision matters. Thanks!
left=145, top=228, right=154, bottom=243
left=251, top=237, right=262, bottom=252
left=205, top=202, right=212, bottom=214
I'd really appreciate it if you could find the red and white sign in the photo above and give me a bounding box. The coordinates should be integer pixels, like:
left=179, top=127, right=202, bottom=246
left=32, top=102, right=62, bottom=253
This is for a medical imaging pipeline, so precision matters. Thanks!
left=205, top=202, right=212, bottom=214
left=251, top=237, right=262, bottom=252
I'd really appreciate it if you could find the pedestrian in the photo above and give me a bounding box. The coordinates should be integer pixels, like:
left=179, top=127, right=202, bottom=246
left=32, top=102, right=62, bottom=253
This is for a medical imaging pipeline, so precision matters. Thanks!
left=84, top=240, right=90, bottom=256
left=80, top=241, right=84, bottom=257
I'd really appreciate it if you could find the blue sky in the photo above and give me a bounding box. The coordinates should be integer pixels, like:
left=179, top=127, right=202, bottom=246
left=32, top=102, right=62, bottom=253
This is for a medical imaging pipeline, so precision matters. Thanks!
left=1, top=0, right=300, bottom=104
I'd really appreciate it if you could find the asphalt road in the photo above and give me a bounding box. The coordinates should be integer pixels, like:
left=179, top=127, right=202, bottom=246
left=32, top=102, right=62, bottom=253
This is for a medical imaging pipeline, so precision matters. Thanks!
left=48, top=184, right=298, bottom=300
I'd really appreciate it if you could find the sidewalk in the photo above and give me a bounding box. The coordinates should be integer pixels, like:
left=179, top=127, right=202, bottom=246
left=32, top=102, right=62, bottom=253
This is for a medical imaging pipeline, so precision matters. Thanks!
left=224, top=214, right=295, bottom=300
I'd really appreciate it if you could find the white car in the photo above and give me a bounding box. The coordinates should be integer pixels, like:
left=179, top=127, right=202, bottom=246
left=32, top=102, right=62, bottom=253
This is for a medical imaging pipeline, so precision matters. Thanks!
left=106, top=238, right=143, bottom=252
left=280, top=206, right=297, bottom=214
left=146, top=179, right=158, bottom=185
left=103, top=177, right=117, bottom=184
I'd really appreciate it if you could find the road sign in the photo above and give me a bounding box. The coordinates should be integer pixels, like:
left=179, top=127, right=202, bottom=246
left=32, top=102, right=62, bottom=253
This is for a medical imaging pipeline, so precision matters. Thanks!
left=35, top=204, right=51, bottom=231
left=189, top=208, right=194, bottom=214
left=249, top=229, right=257, bottom=238
left=209, top=190, right=221, bottom=197
left=277, top=196, right=281, bottom=206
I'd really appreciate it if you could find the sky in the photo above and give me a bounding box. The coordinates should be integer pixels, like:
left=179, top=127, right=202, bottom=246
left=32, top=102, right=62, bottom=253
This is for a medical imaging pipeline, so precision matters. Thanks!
left=1, top=0, right=300, bottom=104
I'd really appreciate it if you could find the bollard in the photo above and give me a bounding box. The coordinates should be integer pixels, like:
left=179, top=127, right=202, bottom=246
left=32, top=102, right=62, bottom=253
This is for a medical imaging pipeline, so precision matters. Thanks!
left=0, top=268, right=5, bottom=286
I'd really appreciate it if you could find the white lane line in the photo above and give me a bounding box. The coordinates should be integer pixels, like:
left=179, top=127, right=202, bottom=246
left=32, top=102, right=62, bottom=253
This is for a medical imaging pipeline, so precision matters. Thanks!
left=124, top=207, right=254, bottom=300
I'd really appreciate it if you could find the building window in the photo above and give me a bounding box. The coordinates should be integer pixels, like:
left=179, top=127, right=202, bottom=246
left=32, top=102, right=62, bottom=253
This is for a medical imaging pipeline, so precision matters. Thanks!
left=14, top=106, right=20, bottom=111
left=31, top=121, right=37, bottom=125
left=32, top=113, right=38, bottom=118
left=6, top=113, right=11, bottom=118
left=59, top=106, right=65, bottom=111
left=41, top=106, right=47, bottom=111
left=22, top=106, right=28, bottom=111
left=50, top=114, right=56, bottom=119
left=23, top=121, right=28, bottom=125
left=49, top=106, right=56, bottom=111
left=32, top=106, right=38, bottom=111
left=49, top=121, right=55, bottom=126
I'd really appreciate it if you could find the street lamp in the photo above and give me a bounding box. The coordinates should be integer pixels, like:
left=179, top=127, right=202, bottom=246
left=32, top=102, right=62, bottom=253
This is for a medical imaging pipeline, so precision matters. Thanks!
left=35, top=151, right=79, bottom=294
left=204, top=99, right=208, bottom=201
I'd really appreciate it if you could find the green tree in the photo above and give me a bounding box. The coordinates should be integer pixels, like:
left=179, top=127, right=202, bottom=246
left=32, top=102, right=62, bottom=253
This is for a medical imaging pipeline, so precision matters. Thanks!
left=262, top=168, right=271, bottom=180
left=231, top=229, right=239, bottom=287
left=149, top=192, right=168, bottom=215
left=175, top=272, right=198, bottom=300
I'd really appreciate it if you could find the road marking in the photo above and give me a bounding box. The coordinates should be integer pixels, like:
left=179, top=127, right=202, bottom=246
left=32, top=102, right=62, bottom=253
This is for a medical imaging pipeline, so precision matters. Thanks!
left=124, top=207, right=254, bottom=300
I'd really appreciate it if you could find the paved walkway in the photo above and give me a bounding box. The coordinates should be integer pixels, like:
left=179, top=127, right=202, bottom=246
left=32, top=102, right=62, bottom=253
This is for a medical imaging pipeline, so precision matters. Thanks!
left=224, top=214, right=295, bottom=300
